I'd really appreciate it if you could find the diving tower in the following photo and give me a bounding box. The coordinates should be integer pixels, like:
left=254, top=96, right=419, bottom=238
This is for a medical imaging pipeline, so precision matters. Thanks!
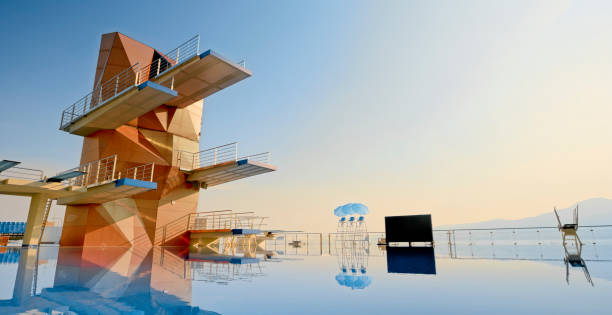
left=0, top=32, right=275, bottom=248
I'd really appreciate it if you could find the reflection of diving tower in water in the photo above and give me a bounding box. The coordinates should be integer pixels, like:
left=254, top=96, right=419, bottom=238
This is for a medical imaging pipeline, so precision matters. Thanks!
left=554, top=205, right=593, bottom=286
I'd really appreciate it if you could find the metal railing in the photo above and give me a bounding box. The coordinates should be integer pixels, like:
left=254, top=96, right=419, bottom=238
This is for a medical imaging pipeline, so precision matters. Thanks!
left=188, top=211, right=263, bottom=231
left=0, top=167, right=44, bottom=181
left=178, top=142, right=238, bottom=170
left=135, top=34, right=200, bottom=86
left=61, top=154, right=117, bottom=188
left=240, top=152, right=271, bottom=164
left=150, top=210, right=265, bottom=246
left=60, top=64, right=139, bottom=129
left=178, top=142, right=272, bottom=171
left=120, top=162, right=155, bottom=182
left=60, top=35, right=200, bottom=129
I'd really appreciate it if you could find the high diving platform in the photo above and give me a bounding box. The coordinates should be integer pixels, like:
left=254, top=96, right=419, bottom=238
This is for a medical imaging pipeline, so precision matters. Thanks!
left=60, top=81, right=177, bottom=136
left=59, top=35, right=251, bottom=136
left=152, top=49, right=251, bottom=108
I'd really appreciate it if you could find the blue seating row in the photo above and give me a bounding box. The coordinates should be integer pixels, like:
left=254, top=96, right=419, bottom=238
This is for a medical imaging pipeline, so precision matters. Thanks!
left=0, top=249, right=20, bottom=264
left=0, top=222, right=26, bottom=235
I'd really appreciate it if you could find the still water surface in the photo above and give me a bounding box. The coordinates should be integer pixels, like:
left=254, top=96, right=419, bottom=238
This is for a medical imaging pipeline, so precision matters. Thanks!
left=0, top=237, right=610, bottom=314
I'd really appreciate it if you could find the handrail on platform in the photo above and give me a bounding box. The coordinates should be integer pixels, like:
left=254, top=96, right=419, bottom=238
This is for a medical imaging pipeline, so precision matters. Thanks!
left=0, top=166, right=44, bottom=181
left=177, top=142, right=272, bottom=171
left=120, top=162, right=155, bottom=182
left=59, top=154, right=117, bottom=188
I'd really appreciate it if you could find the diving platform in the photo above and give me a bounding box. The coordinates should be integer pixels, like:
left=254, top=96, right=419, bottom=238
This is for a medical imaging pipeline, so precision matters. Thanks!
left=56, top=178, right=156, bottom=206
left=60, top=81, right=177, bottom=136
left=0, top=176, right=156, bottom=206
left=151, top=49, right=251, bottom=108
left=178, top=143, right=276, bottom=188
left=0, top=178, right=79, bottom=199
left=186, top=159, right=276, bottom=188
left=59, top=35, right=251, bottom=135
left=150, top=211, right=266, bottom=247
left=0, top=156, right=157, bottom=204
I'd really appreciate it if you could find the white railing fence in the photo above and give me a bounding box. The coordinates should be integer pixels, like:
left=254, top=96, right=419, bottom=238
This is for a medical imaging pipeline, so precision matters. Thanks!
left=60, top=64, right=139, bottom=129
left=240, top=152, right=271, bottom=164
left=178, top=142, right=238, bottom=170
left=0, top=167, right=44, bottom=181
left=177, top=142, right=272, bottom=171
left=189, top=211, right=262, bottom=231
left=152, top=210, right=266, bottom=246
left=120, top=162, right=155, bottom=182
left=135, top=34, right=200, bottom=86
left=61, top=155, right=117, bottom=188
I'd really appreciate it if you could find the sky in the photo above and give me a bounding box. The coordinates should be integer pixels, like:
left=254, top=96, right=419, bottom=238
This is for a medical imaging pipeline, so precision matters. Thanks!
left=1, top=0, right=612, bottom=232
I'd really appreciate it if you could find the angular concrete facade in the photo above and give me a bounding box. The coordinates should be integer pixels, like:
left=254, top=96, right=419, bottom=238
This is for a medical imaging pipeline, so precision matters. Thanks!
left=61, top=33, right=207, bottom=247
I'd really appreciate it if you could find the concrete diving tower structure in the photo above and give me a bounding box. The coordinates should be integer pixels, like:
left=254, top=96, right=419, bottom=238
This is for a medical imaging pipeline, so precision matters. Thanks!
left=50, top=32, right=275, bottom=248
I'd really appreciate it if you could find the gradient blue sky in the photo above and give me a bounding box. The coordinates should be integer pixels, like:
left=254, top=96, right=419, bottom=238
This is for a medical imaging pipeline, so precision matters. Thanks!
left=2, top=0, right=612, bottom=232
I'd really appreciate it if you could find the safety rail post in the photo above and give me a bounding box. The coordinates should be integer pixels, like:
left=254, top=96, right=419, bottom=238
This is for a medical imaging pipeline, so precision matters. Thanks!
left=157, top=59, right=161, bottom=76
left=114, top=76, right=119, bottom=95
left=94, top=159, right=100, bottom=185
left=176, top=47, right=180, bottom=63
left=235, top=143, right=238, bottom=161
left=112, top=155, right=117, bottom=181
left=162, top=227, right=166, bottom=246
left=150, top=162, right=155, bottom=182
left=213, top=148, right=217, bottom=165
left=85, top=163, right=91, bottom=187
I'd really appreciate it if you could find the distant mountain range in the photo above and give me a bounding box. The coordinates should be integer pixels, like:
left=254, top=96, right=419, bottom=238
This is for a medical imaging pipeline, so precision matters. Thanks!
left=436, top=197, right=612, bottom=229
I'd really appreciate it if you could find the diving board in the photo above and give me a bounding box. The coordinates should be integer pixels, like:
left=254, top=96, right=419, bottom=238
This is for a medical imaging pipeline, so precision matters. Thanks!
left=0, top=160, right=20, bottom=173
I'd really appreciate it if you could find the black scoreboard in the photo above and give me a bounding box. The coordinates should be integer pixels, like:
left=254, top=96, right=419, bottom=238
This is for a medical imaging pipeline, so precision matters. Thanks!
left=384, top=214, right=433, bottom=243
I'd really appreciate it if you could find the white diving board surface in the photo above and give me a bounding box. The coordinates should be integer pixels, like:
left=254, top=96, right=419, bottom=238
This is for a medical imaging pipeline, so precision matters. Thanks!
left=185, top=159, right=276, bottom=188
left=60, top=81, right=177, bottom=136
left=152, top=50, right=252, bottom=108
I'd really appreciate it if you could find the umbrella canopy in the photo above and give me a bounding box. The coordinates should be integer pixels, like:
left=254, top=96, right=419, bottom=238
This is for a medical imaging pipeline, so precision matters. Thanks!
left=333, top=203, right=369, bottom=217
